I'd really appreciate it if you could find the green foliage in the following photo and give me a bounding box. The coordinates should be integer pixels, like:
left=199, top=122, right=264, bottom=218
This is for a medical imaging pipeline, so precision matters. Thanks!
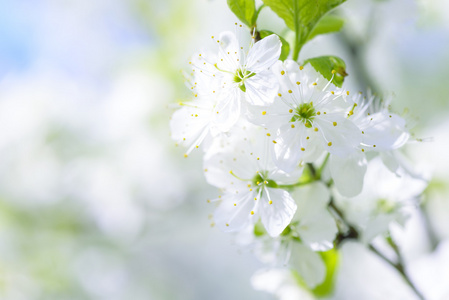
left=307, top=15, right=344, bottom=42
left=312, top=248, right=340, bottom=297
left=261, top=0, right=346, bottom=59
left=227, top=0, right=257, bottom=27
left=259, top=30, right=290, bottom=60
left=304, top=56, right=347, bottom=87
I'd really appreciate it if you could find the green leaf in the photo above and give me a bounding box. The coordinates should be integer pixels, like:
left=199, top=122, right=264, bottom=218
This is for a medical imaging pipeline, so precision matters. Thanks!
left=262, top=0, right=346, bottom=59
left=259, top=30, right=290, bottom=61
left=307, top=15, right=344, bottom=42
left=227, top=0, right=257, bottom=27
left=304, top=56, right=348, bottom=88
left=312, top=249, right=340, bottom=297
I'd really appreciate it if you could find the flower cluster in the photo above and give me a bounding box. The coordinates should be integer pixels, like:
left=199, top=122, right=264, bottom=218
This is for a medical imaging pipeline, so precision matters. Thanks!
left=170, top=28, right=427, bottom=289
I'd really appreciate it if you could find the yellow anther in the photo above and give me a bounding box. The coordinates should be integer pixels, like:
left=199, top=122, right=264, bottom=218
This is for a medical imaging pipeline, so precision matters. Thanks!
left=204, top=169, right=208, bottom=172
left=250, top=211, right=255, bottom=215
left=281, top=70, right=285, bottom=75
left=296, top=81, right=300, bottom=85
left=247, top=184, right=251, bottom=188
left=317, top=111, right=321, bottom=115
left=331, top=91, right=335, bottom=95
left=194, top=94, right=198, bottom=97
left=234, top=203, right=237, bottom=206
left=306, top=136, right=310, bottom=140
left=348, top=111, right=353, bottom=116
left=272, top=140, right=277, bottom=144
left=211, top=36, right=214, bottom=39
left=291, top=124, right=295, bottom=128
left=256, top=181, right=260, bottom=185
left=207, top=199, right=211, bottom=203
left=195, top=145, right=199, bottom=148
left=328, top=142, right=332, bottom=146
left=362, top=131, right=365, bottom=134
left=288, top=90, right=292, bottom=93
left=299, top=66, right=304, bottom=70
left=333, top=122, right=337, bottom=126
left=362, top=149, right=365, bottom=152
left=314, top=128, right=319, bottom=132
left=184, top=154, right=188, bottom=158
left=278, top=93, right=282, bottom=97
left=332, top=70, right=336, bottom=74
left=226, top=223, right=229, bottom=227
left=269, top=200, right=273, bottom=205
left=257, top=157, right=260, bottom=160
left=323, top=112, right=327, bottom=114
left=313, top=82, right=317, bottom=86
left=373, top=145, right=377, bottom=147
left=301, top=147, right=305, bottom=151
left=289, top=109, right=293, bottom=113
left=262, top=111, right=267, bottom=115
left=346, top=91, right=350, bottom=95
left=249, top=188, right=252, bottom=191
left=266, top=133, right=271, bottom=136
left=264, top=181, right=268, bottom=184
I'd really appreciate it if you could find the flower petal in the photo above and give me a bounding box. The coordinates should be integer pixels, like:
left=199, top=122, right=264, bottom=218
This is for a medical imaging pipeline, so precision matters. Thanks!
left=330, top=151, right=367, bottom=197
left=314, top=114, right=362, bottom=157
left=292, top=182, right=337, bottom=250
left=246, top=34, right=281, bottom=73
left=260, top=188, right=297, bottom=237
left=244, top=72, right=278, bottom=105
left=289, top=242, right=326, bottom=288
left=214, top=191, right=256, bottom=233
left=273, top=123, right=309, bottom=173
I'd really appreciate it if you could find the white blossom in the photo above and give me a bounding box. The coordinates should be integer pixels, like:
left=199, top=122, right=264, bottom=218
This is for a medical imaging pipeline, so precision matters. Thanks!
left=204, top=124, right=301, bottom=237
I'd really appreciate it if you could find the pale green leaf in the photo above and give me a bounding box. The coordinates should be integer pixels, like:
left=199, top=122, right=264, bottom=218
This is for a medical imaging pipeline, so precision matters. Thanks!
left=259, top=30, right=290, bottom=61
left=307, top=15, right=344, bottom=42
left=227, top=0, right=257, bottom=27
left=262, top=0, right=346, bottom=59
left=304, top=56, right=347, bottom=88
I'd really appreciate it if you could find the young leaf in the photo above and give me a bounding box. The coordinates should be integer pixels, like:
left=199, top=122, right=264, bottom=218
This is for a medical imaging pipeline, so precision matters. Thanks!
left=307, top=15, right=344, bottom=42
left=227, top=0, right=256, bottom=27
left=262, top=0, right=346, bottom=59
left=304, top=56, right=348, bottom=88
left=259, top=30, right=290, bottom=61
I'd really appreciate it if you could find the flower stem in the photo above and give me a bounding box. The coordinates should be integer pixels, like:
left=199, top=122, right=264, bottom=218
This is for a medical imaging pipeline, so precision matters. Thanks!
left=329, top=199, right=425, bottom=300
left=368, top=244, right=425, bottom=300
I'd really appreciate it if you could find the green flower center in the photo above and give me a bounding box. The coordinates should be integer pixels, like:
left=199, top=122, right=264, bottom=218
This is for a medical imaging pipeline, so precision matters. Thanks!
left=252, top=171, right=278, bottom=188
left=290, top=102, right=316, bottom=128
left=234, top=68, right=256, bottom=92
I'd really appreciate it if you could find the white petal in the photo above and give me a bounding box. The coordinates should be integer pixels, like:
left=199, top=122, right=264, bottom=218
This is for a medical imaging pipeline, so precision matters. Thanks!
left=169, top=102, right=213, bottom=152
left=380, top=151, right=400, bottom=174
left=273, top=124, right=309, bottom=173
left=244, top=72, right=278, bottom=105
left=214, top=192, right=256, bottom=233
left=213, top=88, right=242, bottom=132
left=216, top=31, right=241, bottom=71
left=314, top=115, right=362, bottom=157
left=260, top=188, right=297, bottom=237
left=289, top=242, right=326, bottom=288
left=246, top=34, right=281, bottom=73
left=292, top=182, right=337, bottom=250
left=359, top=112, right=410, bottom=150
left=330, top=151, right=367, bottom=197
